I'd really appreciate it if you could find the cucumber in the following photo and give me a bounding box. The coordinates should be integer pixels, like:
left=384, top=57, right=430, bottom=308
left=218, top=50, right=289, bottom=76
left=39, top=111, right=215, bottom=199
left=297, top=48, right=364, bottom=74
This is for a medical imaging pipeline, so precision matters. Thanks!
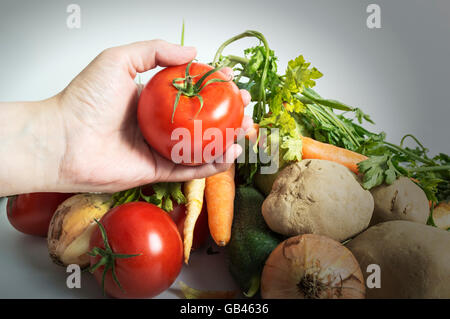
left=226, top=186, right=282, bottom=297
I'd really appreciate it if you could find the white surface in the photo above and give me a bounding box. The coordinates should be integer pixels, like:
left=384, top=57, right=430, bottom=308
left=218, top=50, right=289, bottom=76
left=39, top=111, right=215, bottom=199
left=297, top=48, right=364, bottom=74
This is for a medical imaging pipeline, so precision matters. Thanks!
left=0, top=197, right=239, bottom=298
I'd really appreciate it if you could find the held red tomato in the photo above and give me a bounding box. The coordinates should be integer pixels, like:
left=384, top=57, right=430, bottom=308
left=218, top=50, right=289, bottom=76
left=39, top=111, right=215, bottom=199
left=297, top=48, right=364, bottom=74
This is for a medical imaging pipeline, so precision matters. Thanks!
left=138, top=62, right=244, bottom=165
left=88, top=202, right=183, bottom=299
left=6, top=193, right=73, bottom=237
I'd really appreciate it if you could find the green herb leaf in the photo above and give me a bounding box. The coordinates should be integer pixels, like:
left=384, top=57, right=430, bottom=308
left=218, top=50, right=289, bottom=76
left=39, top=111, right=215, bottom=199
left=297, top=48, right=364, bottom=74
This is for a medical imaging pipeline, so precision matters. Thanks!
left=354, top=107, right=375, bottom=124
left=281, top=135, right=303, bottom=162
left=358, top=154, right=401, bottom=189
left=169, top=182, right=187, bottom=205
left=286, top=55, right=323, bottom=92
left=111, top=182, right=185, bottom=212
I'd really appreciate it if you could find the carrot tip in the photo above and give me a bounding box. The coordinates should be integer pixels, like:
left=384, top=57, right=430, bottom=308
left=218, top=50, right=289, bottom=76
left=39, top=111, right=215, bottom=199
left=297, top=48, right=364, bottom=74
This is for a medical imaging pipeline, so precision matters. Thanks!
left=217, top=240, right=227, bottom=247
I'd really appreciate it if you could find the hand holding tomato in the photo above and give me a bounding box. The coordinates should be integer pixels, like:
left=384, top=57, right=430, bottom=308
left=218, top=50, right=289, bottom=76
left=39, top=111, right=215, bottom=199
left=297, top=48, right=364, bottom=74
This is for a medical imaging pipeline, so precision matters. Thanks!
left=54, top=40, right=252, bottom=194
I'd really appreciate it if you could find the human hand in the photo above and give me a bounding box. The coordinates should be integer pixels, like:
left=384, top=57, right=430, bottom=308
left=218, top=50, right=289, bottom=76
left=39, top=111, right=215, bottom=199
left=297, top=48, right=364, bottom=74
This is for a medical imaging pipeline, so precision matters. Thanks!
left=55, top=40, right=252, bottom=193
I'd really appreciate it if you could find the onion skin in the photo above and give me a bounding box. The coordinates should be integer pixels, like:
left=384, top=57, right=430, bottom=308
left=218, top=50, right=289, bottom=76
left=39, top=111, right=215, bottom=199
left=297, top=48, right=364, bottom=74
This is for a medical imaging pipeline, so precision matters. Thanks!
left=261, top=234, right=365, bottom=299
left=47, top=193, right=113, bottom=268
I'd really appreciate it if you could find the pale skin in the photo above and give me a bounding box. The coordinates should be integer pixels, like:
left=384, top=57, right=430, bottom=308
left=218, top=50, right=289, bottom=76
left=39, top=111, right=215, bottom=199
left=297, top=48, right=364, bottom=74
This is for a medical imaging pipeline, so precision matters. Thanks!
left=0, top=40, right=252, bottom=196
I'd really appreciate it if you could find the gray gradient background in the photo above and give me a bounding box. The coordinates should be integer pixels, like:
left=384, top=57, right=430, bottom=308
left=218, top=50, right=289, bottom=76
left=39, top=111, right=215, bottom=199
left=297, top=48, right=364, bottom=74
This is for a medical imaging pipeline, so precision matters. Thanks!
left=0, top=0, right=449, bottom=298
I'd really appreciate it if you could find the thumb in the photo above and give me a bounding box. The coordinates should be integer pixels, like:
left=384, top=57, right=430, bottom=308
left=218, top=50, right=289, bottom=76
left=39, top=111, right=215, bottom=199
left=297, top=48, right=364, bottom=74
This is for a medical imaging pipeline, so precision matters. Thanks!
left=107, top=39, right=197, bottom=77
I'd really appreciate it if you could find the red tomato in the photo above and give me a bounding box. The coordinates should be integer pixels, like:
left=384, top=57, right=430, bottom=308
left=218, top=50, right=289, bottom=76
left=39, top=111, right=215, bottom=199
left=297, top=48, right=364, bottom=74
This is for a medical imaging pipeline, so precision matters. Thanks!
left=138, top=62, right=244, bottom=165
left=6, top=193, right=73, bottom=237
left=170, top=202, right=209, bottom=251
left=89, top=202, right=183, bottom=299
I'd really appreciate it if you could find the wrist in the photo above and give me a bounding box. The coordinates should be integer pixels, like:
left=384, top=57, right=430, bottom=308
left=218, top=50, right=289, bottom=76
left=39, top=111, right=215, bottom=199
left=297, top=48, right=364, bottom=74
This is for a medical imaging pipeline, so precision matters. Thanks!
left=0, top=95, right=67, bottom=195
left=38, top=94, right=69, bottom=192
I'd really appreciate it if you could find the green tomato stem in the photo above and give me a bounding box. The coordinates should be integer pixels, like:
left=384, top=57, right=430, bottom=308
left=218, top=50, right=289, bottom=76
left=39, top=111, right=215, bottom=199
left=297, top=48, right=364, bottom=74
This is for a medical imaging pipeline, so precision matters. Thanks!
left=88, top=219, right=141, bottom=295
left=171, top=62, right=228, bottom=123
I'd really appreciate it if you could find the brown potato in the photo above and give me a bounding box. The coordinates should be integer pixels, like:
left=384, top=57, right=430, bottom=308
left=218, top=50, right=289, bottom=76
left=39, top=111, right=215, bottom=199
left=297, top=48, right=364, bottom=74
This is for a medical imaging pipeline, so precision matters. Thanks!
left=347, top=220, right=450, bottom=298
left=370, top=177, right=429, bottom=225
left=262, top=159, right=374, bottom=241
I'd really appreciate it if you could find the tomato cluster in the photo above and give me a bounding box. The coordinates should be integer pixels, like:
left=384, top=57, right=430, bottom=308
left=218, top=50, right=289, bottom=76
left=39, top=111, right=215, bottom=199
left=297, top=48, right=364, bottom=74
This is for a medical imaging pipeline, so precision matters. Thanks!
left=7, top=192, right=208, bottom=299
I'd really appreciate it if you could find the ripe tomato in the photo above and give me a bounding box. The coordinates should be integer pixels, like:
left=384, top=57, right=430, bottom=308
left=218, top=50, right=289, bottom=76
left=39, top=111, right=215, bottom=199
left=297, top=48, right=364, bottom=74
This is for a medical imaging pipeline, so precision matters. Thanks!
left=138, top=62, right=244, bottom=165
left=89, top=202, right=183, bottom=299
left=170, top=202, right=209, bottom=251
left=6, top=193, right=73, bottom=237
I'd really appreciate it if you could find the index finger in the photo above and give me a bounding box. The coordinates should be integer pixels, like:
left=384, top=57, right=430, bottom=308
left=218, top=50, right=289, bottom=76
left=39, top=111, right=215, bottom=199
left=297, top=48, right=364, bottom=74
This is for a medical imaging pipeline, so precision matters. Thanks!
left=110, top=40, right=197, bottom=77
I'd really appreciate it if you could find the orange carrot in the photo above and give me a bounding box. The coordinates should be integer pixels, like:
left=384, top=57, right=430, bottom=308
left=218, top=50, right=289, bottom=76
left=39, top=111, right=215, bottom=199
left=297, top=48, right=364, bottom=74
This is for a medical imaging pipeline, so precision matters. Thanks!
left=301, top=136, right=368, bottom=174
left=246, top=124, right=367, bottom=174
left=205, top=164, right=235, bottom=246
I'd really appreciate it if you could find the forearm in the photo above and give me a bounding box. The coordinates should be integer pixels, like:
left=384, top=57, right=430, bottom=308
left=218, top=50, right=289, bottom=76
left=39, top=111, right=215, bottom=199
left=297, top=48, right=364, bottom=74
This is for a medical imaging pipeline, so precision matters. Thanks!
left=0, top=96, right=66, bottom=196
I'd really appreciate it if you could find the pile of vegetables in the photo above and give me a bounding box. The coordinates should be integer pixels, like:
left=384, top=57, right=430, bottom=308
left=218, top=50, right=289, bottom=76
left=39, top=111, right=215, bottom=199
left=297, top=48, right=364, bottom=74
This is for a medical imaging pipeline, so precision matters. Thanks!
left=212, top=30, right=449, bottom=299
left=5, top=28, right=450, bottom=299
left=212, top=31, right=449, bottom=204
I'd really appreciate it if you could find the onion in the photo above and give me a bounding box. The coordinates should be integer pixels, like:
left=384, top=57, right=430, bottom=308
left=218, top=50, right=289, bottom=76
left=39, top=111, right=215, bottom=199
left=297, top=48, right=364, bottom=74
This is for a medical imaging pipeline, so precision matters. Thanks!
left=48, top=193, right=112, bottom=268
left=261, top=234, right=365, bottom=299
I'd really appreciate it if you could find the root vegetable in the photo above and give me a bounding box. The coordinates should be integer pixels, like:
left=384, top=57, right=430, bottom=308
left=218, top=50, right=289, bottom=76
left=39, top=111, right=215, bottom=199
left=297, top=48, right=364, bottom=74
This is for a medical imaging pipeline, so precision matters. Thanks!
left=47, top=193, right=113, bottom=267
left=183, top=178, right=206, bottom=263
left=301, top=136, right=368, bottom=174
left=262, top=159, right=374, bottom=241
left=205, top=164, right=235, bottom=247
left=432, top=202, right=450, bottom=230
left=261, top=234, right=365, bottom=299
left=369, top=177, right=429, bottom=225
left=244, top=125, right=368, bottom=175
left=347, top=220, right=450, bottom=298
